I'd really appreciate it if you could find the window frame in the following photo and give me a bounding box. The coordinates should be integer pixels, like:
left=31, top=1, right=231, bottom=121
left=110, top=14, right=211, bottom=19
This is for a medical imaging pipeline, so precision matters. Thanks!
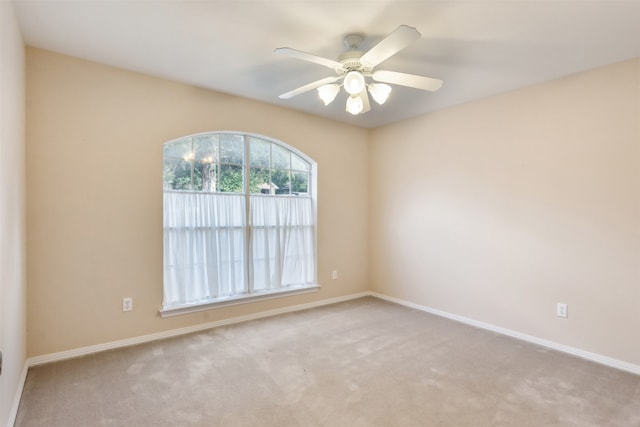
left=160, top=131, right=319, bottom=317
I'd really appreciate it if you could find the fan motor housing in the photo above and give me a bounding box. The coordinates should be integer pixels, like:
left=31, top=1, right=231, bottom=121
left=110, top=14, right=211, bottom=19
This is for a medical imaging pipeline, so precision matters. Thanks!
left=338, top=51, right=369, bottom=73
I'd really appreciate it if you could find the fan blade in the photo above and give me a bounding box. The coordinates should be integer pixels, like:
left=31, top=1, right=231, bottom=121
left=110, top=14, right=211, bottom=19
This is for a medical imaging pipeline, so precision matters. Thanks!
left=372, top=70, right=443, bottom=91
left=360, top=90, right=371, bottom=113
left=274, top=47, right=345, bottom=72
left=360, top=25, right=421, bottom=68
left=278, top=76, right=341, bottom=99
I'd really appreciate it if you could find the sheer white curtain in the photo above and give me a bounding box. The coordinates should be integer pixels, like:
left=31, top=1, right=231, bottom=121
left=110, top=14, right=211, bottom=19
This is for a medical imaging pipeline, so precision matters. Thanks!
left=163, top=192, right=315, bottom=310
left=163, top=192, right=246, bottom=308
left=250, top=196, right=315, bottom=291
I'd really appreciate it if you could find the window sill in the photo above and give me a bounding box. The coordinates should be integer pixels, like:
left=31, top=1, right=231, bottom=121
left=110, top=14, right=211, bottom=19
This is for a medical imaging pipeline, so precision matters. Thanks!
left=159, top=285, right=321, bottom=318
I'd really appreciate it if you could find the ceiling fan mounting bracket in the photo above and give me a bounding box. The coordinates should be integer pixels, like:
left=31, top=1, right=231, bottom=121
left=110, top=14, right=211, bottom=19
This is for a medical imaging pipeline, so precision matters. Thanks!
left=343, top=33, right=364, bottom=50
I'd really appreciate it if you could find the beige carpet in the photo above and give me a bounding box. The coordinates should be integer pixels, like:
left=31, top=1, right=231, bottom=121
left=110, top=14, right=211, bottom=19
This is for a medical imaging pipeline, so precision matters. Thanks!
left=15, top=297, right=640, bottom=426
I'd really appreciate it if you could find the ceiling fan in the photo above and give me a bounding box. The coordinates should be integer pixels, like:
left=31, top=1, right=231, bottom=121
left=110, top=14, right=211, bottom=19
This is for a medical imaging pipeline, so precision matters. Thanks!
left=274, top=25, right=443, bottom=115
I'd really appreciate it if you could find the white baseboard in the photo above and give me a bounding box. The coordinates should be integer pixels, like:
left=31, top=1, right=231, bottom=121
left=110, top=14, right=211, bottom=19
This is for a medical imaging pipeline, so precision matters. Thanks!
left=27, top=291, right=370, bottom=367
left=370, top=291, right=640, bottom=376
left=6, top=362, right=28, bottom=427
left=24, top=289, right=640, bottom=375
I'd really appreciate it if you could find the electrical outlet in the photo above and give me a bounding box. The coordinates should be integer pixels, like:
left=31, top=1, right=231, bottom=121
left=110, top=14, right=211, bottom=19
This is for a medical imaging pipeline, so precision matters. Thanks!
left=556, top=303, right=568, bottom=318
left=332, top=270, right=338, bottom=280
left=122, top=297, right=133, bottom=312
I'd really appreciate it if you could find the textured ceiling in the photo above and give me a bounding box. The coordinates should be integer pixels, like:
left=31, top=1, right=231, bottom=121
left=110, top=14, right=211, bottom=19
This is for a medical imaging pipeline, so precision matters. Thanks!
left=13, top=0, right=640, bottom=128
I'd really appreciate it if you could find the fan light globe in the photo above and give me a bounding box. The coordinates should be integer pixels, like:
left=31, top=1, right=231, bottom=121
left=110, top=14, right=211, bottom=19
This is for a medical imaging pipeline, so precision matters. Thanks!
left=343, top=71, right=365, bottom=96
left=369, top=83, right=392, bottom=105
left=317, top=84, right=339, bottom=105
left=346, top=95, right=364, bottom=115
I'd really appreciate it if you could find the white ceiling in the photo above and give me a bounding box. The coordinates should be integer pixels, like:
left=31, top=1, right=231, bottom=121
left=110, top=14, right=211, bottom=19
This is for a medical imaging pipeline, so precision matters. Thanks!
left=13, top=0, right=640, bottom=128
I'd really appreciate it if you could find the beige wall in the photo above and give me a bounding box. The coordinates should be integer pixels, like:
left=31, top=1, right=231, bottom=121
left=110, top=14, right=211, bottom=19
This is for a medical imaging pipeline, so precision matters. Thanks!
left=25, top=46, right=640, bottom=368
left=370, top=58, right=640, bottom=365
left=0, top=1, right=27, bottom=425
left=26, top=48, right=370, bottom=357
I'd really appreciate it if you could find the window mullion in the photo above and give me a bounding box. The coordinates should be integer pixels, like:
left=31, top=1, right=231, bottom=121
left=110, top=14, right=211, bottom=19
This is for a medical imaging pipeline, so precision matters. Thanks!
left=190, top=137, right=195, bottom=191
left=244, top=135, right=253, bottom=294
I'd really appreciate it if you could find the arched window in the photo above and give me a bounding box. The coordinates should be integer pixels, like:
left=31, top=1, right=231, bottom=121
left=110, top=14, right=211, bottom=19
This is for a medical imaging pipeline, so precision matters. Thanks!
left=161, top=132, right=317, bottom=316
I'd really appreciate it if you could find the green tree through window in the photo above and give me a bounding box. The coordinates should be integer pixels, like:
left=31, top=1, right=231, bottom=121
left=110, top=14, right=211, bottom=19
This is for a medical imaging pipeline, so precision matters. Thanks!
left=163, top=133, right=310, bottom=196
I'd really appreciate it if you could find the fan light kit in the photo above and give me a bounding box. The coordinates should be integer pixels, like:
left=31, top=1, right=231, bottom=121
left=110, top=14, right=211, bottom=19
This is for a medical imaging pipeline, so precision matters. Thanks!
left=274, top=25, right=443, bottom=115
